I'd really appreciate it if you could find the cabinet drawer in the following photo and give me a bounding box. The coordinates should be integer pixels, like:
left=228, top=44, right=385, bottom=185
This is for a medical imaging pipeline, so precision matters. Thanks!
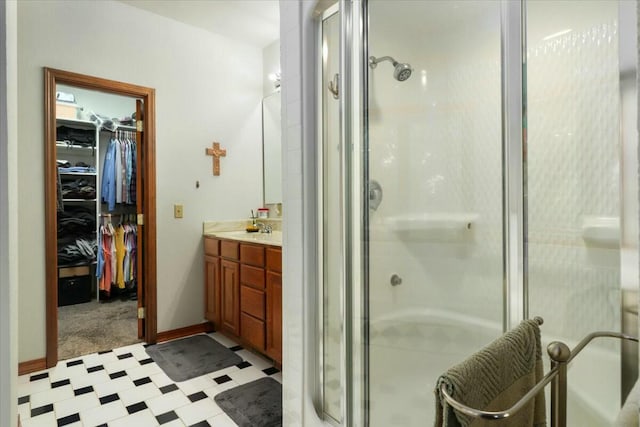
left=240, top=244, right=265, bottom=267
left=241, top=264, right=265, bottom=289
left=204, top=237, right=220, bottom=256
left=221, top=240, right=239, bottom=260
left=266, top=247, right=282, bottom=273
left=241, top=313, right=265, bottom=350
left=241, top=285, right=265, bottom=320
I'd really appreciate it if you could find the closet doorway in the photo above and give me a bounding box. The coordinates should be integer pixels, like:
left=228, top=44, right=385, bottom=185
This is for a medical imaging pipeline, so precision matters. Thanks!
left=44, top=68, right=157, bottom=368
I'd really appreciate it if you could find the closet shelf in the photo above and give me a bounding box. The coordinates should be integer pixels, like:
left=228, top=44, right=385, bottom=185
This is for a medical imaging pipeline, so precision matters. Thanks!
left=58, top=260, right=97, bottom=269
left=56, top=142, right=95, bottom=152
left=56, top=118, right=96, bottom=130
left=62, top=198, right=97, bottom=202
left=59, top=172, right=97, bottom=176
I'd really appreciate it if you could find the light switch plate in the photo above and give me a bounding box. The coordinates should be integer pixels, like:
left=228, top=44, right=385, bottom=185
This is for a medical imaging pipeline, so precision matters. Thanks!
left=174, top=204, right=183, bottom=218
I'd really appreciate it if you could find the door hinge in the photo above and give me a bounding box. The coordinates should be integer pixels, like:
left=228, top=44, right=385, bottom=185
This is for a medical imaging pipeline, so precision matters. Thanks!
left=137, top=213, right=144, bottom=225
left=138, top=307, right=145, bottom=319
left=136, top=120, right=143, bottom=132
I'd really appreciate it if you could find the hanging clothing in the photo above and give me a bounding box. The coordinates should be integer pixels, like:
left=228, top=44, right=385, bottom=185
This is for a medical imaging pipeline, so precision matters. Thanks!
left=115, top=139, right=123, bottom=204
left=98, top=225, right=113, bottom=294
left=130, top=143, right=137, bottom=203
left=101, top=139, right=118, bottom=211
left=128, top=224, right=137, bottom=285
left=123, top=224, right=137, bottom=286
left=96, top=227, right=104, bottom=280
left=115, top=224, right=126, bottom=289
left=101, top=136, right=137, bottom=212
left=124, top=141, right=131, bottom=205
left=95, top=218, right=138, bottom=296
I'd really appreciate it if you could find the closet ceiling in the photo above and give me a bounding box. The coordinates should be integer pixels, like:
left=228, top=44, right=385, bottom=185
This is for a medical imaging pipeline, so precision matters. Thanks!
left=118, top=0, right=280, bottom=47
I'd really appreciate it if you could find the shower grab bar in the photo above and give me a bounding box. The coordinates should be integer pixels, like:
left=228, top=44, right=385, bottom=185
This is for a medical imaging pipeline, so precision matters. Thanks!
left=439, top=317, right=638, bottom=427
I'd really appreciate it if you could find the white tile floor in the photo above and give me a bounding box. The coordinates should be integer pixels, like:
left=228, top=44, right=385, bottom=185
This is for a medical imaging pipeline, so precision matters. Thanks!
left=17, top=333, right=282, bottom=427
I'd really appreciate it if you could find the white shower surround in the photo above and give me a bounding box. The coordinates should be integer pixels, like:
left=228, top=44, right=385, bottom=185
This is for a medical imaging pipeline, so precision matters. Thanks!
left=367, top=1, right=622, bottom=426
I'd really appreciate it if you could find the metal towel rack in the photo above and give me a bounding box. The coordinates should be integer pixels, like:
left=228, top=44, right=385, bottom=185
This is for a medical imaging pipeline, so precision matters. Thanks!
left=439, top=316, right=639, bottom=427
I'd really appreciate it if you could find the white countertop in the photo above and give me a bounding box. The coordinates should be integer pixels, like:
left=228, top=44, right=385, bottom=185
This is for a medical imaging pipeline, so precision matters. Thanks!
left=204, top=230, right=282, bottom=247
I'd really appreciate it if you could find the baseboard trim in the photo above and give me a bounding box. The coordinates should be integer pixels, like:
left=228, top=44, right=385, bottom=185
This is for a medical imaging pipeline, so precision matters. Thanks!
left=156, top=322, right=213, bottom=343
left=18, top=358, right=47, bottom=376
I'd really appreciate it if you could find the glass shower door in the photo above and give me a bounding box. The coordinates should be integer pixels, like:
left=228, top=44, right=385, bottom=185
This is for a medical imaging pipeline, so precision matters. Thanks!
left=365, top=1, right=504, bottom=425
left=526, top=1, right=626, bottom=425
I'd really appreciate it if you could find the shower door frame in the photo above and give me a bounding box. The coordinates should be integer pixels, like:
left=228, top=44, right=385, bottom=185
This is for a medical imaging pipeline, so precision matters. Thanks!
left=351, top=0, right=527, bottom=425
left=320, top=0, right=636, bottom=425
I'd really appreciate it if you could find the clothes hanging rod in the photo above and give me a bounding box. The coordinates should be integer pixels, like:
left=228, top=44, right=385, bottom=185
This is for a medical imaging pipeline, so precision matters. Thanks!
left=100, top=125, right=136, bottom=132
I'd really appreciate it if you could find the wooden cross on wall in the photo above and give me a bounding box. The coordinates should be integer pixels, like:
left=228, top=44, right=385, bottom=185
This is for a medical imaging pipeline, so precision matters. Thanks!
left=205, top=142, right=227, bottom=176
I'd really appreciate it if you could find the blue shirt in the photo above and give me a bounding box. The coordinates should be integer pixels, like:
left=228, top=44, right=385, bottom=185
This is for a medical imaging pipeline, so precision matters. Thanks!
left=101, top=139, right=117, bottom=211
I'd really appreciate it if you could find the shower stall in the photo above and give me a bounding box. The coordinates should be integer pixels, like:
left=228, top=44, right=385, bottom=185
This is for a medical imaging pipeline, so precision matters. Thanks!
left=318, top=1, right=638, bottom=426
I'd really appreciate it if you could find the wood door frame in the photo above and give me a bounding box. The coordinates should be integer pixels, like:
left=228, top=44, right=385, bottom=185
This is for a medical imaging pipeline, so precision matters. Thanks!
left=44, top=67, right=157, bottom=368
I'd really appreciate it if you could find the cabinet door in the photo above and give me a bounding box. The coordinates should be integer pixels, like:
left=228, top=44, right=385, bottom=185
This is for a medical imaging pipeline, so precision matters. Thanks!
left=241, top=313, right=265, bottom=350
left=204, top=255, right=220, bottom=327
left=266, top=270, right=282, bottom=363
left=221, top=259, right=240, bottom=335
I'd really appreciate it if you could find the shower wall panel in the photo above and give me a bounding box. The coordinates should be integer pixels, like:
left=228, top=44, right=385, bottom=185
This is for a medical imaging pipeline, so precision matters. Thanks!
left=526, top=1, right=621, bottom=424
left=367, top=1, right=503, bottom=326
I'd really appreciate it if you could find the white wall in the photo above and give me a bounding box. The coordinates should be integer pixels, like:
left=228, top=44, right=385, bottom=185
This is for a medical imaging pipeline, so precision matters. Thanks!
left=1, top=1, right=18, bottom=425
left=17, top=0, right=264, bottom=362
left=263, top=39, right=281, bottom=97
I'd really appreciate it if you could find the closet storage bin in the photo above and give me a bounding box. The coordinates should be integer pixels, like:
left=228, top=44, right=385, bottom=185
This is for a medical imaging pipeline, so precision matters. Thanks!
left=58, top=266, right=91, bottom=306
left=56, top=102, right=80, bottom=120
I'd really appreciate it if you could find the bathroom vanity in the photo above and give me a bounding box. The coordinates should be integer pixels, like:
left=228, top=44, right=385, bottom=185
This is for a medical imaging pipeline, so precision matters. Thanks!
left=204, top=233, right=282, bottom=365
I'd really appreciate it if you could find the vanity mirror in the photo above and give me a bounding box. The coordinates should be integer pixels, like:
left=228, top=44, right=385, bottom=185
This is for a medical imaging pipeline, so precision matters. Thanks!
left=262, top=91, right=282, bottom=205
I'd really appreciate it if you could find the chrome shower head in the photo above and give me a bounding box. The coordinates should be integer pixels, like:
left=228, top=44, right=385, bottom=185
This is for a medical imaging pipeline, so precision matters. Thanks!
left=393, top=63, right=412, bottom=82
left=369, top=55, right=413, bottom=82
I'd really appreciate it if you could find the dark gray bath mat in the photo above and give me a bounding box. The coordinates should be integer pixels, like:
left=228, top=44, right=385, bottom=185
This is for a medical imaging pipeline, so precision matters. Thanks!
left=215, top=377, right=282, bottom=427
left=145, top=334, right=242, bottom=382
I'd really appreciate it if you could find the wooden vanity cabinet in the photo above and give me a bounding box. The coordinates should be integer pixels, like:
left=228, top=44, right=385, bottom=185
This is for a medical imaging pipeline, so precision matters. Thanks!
left=220, top=240, right=240, bottom=336
left=204, top=237, right=240, bottom=335
left=203, top=236, right=282, bottom=365
left=204, top=238, right=221, bottom=328
left=265, top=247, right=282, bottom=363
left=239, top=243, right=266, bottom=351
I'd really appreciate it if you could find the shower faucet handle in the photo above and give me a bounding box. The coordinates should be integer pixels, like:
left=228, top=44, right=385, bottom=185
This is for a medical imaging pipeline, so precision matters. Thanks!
left=390, top=274, right=402, bottom=286
left=369, top=179, right=383, bottom=211
left=328, top=74, right=339, bottom=100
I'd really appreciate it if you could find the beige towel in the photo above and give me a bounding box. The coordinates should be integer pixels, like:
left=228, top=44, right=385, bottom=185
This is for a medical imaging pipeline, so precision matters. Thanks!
left=434, top=319, right=546, bottom=427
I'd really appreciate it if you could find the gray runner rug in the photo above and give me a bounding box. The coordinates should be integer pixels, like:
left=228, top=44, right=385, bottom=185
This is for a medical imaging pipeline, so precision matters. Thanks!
left=145, top=334, right=242, bottom=382
left=215, top=377, right=282, bottom=427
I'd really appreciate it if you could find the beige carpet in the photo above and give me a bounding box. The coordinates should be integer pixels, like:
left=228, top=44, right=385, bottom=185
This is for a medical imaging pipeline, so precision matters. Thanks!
left=58, top=298, right=140, bottom=361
